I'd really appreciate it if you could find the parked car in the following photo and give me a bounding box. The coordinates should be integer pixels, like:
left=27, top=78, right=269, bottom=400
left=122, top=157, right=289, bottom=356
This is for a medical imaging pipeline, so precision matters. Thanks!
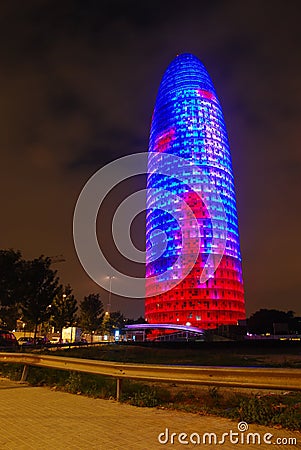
left=49, top=336, right=61, bottom=344
left=0, top=330, right=18, bottom=348
left=36, top=336, right=49, bottom=346
left=17, top=336, right=34, bottom=347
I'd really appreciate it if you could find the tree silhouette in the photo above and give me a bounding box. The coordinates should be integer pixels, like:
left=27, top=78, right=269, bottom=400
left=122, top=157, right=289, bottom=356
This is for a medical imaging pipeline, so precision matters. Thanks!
left=248, top=309, right=295, bottom=334
left=21, top=256, right=60, bottom=342
left=79, top=293, right=104, bottom=343
left=50, top=284, right=78, bottom=341
left=0, top=249, right=23, bottom=329
left=102, top=311, right=125, bottom=334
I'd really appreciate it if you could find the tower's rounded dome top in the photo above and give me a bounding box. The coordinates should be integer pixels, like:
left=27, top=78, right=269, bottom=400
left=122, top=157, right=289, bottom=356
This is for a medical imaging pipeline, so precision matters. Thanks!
left=156, top=53, right=216, bottom=102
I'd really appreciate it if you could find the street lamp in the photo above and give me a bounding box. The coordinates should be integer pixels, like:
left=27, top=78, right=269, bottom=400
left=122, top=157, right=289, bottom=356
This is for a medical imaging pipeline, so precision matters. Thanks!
left=107, top=276, right=115, bottom=314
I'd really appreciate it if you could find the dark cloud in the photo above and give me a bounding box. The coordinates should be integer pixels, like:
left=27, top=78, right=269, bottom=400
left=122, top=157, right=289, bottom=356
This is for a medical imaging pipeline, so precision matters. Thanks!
left=1, top=0, right=301, bottom=317
left=68, top=129, right=146, bottom=169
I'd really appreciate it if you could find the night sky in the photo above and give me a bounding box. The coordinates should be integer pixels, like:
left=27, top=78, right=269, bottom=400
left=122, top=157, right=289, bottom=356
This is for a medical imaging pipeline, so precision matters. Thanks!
left=1, top=0, right=301, bottom=318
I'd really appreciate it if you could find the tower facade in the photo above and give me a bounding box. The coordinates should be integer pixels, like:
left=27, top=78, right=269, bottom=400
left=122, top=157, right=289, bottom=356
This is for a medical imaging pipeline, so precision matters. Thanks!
left=145, top=53, right=245, bottom=329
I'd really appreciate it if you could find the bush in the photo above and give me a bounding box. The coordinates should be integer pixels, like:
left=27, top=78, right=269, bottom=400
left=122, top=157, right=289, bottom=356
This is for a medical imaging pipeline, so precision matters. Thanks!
left=238, top=396, right=275, bottom=426
left=65, top=372, right=82, bottom=394
left=127, top=388, right=159, bottom=407
left=0, top=363, right=22, bottom=380
left=237, top=394, right=301, bottom=430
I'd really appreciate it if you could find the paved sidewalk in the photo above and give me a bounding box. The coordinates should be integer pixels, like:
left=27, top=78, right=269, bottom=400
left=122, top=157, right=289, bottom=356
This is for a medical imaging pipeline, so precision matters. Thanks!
left=0, top=377, right=300, bottom=449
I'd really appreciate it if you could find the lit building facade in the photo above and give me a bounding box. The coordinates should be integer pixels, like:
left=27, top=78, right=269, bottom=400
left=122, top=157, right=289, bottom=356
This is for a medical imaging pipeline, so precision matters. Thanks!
left=145, top=53, right=246, bottom=329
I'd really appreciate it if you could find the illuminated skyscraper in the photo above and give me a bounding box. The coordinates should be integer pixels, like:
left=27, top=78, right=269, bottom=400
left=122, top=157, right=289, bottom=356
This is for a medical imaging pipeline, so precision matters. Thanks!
left=145, top=53, right=245, bottom=329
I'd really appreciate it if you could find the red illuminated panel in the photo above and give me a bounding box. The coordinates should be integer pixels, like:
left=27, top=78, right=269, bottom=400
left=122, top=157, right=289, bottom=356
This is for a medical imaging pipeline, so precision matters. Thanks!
left=153, top=128, right=175, bottom=153
left=197, top=89, right=216, bottom=101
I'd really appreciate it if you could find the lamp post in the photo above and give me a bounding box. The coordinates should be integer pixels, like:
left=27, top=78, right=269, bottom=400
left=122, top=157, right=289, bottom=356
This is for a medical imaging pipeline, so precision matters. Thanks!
left=46, top=304, right=52, bottom=340
left=107, top=276, right=114, bottom=314
left=63, top=293, right=67, bottom=343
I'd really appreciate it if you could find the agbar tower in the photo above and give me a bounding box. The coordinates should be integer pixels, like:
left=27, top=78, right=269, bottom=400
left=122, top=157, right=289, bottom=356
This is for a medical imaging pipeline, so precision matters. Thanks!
left=145, top=53, right=246, bottom=329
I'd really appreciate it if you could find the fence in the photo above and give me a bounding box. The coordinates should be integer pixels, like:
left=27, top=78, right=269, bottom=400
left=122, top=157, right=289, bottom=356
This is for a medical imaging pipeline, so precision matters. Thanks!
left=0, top=352, right=301, bottom=401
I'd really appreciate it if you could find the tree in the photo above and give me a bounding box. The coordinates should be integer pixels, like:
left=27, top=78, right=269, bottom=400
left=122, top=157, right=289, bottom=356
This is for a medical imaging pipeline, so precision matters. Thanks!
left=289, top=316, right=301, bottom=334
left=125, top=316, right=147, bottom=325
left=134, top=316, right=147, bottom=324
left=50, top=285, right=78, bottom=342
left=21, top=256, right=60, bottom=342
left=102, top=311, right=125, bottom=334
left=0, top=249, right=23, bottom=329
left=247, top=309, right=295, bottom=334
left=79, top=293, right=104, bottom=342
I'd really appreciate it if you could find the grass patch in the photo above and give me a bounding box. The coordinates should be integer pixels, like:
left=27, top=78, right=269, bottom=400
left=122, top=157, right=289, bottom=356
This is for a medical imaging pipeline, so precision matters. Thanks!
left=40, top=341, right=301, bottom=368
left=1, top=362, right=300, bottom=430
